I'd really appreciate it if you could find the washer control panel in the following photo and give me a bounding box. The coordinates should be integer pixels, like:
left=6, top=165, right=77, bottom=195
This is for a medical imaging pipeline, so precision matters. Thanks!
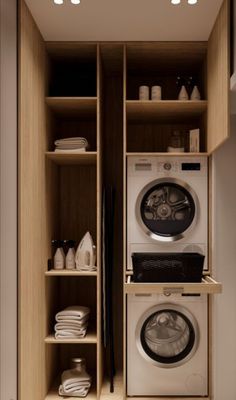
left=128, top=156, right=207, bottom=176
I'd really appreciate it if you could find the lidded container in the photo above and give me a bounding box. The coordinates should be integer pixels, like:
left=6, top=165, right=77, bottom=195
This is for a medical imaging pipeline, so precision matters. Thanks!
left=167, top=130, right=185, bottom=152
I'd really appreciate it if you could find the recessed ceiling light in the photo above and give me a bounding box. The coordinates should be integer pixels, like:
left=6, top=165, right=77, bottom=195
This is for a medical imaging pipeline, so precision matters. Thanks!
left=54, top=0, right=64, bottom=4
left=71, top=0, right=81, bottom=3
left=171, top=0, right=181, bottom=4
left=188, top=0, right=198, bottom=4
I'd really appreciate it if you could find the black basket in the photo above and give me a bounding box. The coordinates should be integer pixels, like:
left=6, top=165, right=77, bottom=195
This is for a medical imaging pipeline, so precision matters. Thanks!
left=132, top=252, right=205, bottom=283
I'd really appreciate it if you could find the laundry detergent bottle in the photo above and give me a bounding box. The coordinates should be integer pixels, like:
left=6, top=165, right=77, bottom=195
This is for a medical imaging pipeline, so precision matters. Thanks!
left=64, top=240, right=76, bottom=270
left=52, top=240, right=65, bottom=270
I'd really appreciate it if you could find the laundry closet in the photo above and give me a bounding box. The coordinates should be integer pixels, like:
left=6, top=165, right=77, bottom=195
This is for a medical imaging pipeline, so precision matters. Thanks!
left=18, top=0, right=230, bottom=399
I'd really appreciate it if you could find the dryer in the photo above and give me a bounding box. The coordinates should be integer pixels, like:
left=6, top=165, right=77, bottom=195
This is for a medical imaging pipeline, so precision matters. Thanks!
left=127, top=156, right=208, bottom=270
left=127, top=293, right=208, bottom=396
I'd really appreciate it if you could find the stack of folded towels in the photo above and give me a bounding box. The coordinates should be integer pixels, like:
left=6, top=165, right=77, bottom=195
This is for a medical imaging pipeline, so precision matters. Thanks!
left=59, top=364, right=92, bottom=398
left=54, top=137, right=89, bottom=153
left=54, top=306, right=90, bottom=339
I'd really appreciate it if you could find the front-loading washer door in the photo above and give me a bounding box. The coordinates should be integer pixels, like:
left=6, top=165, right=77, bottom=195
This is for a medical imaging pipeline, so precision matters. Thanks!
left=136, top=178, right=198, bottom=242
left=136, top=304, right=199, bottom=368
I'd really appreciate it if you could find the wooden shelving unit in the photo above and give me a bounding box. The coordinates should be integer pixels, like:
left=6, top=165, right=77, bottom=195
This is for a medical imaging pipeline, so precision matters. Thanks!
left=19, top=1, right=230, bottom=399
left=46, top=151, right=97, bottom=165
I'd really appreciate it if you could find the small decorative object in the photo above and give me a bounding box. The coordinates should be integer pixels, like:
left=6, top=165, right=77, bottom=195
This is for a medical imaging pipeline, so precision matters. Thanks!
left=139, top=86, right=149, bottom=100
left=151, top=86, right=162, bottom=100
left=52, top=240, right=65, bottom=270
left=189, top=129, right=200, bottom=152
left=59, top=358, right=92, bottom=397
left=167, top=130, right=185, bottom=152
left=178, top=85, right=189, bottom=100
left=190, top=85, right=201, bottom=100
left=64, top=240, right=76, bottom=270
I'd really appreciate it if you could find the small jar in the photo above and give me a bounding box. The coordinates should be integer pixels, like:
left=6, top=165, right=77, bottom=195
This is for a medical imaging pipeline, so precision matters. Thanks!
left=168, top=131, right=185, bottom=152
left=139, top=86, right=149, bottom=100
left=151, top=86, right=162, bottom=100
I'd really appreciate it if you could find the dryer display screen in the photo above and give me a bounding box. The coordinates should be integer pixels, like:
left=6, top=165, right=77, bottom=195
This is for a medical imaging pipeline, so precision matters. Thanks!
left=139, top=182, right=195, bottom=238
left=182, top=163, right=201, bottom=171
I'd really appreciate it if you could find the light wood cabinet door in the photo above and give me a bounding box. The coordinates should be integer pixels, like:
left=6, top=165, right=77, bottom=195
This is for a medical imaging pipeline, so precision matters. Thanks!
left=207, top=0, right=230, bottom=153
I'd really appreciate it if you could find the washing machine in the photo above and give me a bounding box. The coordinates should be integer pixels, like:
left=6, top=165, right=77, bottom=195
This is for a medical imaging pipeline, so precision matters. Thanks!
left=127, top=293, right=208, bottom=396
left=127, top=156, right=208, bottom=270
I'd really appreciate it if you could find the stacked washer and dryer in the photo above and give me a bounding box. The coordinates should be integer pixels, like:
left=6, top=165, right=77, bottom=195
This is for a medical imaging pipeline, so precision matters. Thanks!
left=126, top=156, right=208, bottom=397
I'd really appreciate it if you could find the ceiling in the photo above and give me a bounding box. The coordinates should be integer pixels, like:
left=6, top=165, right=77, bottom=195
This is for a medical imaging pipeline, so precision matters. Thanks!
left=25, top=0, right=224, bottom=42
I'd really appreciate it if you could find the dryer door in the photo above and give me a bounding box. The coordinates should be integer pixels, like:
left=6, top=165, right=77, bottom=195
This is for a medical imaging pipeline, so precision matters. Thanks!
left=136, top=304, right=199, bottom=368
left=136, top=178, right=198, bottom=242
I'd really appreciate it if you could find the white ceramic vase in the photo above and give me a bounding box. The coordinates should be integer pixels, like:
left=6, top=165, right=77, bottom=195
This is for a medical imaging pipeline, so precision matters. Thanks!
left=190, top=85, right=201, bottom=100
left=178, top=85, right=189, bottom=100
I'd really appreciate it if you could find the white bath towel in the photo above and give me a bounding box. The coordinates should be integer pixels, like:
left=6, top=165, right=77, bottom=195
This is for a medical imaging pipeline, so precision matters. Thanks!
left=59, top=368, right=91, bottom=397
left=56, top=306, right=90, bottom=322
left=55, top=320, right=88, bottom=331
left=54, top=137, right=89, bottom=152
left=59, top=385, right=90, bottom=397
left=55, top=329, right=87, bottom=339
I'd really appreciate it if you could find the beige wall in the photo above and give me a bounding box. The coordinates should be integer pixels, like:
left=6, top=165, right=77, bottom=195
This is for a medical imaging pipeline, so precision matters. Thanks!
left=212, top=115, right=236, bottom=399
left=0, top=0, right=17, bottom=399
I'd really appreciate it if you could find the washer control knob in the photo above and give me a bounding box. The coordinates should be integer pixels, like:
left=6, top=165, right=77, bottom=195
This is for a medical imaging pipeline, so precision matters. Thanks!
left=164, top=162, right=172, bottom=171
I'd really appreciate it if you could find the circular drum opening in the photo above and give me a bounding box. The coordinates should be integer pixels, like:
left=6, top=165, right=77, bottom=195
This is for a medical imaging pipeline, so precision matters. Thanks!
left=136, top=305, right=199, bottom=368
left=136, top=179, right=197, bottom=241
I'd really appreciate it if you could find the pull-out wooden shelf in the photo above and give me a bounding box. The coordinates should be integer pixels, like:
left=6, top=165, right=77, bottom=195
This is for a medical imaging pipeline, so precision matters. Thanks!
left=125, top=276, right=222, bottom=295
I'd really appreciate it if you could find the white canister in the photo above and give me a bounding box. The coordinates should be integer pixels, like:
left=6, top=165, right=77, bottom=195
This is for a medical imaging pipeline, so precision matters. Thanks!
left=151, top=86, right=162, bottom=100
left=139, top=86, right=149, bottom=100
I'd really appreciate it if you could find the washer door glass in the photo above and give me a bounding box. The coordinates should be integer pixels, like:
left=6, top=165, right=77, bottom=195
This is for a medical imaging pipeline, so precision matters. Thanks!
left=140, top=309, right=196, bottom=366
left=139, top=182, right=196, bottom=239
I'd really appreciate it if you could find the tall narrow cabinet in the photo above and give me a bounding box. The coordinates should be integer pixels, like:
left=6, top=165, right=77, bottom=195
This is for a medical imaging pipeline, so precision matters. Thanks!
left=19, top=1, right=230, bottom=399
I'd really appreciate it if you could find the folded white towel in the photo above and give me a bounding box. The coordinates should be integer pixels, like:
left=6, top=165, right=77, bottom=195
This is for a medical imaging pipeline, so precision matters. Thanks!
left=56, top=306, right=90, bottom=322
left=59, top=368, right=91, bottom=397
left=55, top=320, right=88, bottom=331
left=54, top=137, right=89, bottom=152
left=55, top=329, right=87, bottom=339
left=59, top=385, right=90, bottom=397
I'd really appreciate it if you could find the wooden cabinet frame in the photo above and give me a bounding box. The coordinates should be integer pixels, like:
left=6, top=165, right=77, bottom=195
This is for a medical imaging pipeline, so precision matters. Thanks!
left=19, top=1, right=229, bottom=399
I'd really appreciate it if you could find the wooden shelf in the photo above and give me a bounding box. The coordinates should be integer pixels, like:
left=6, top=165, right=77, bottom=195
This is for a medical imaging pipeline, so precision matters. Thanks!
left=126, top=152, right=209, bottom=157
left=45, top=269, right=97, bottom=277
left=125, top=276, right=222, bottom=295
left=46, top=151, right=97, bottom=165
left=126, top=100, right=208, bottom=121
left=45, top=379, right=97, bottom=400
left=45, top=331, right=97, bottom=344
left=46, top=97, right=97, bottom=117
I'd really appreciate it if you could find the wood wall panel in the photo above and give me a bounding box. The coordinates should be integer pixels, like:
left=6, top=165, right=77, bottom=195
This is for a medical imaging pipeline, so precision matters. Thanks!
left=207, top=0, right=230, bottom=153
left=19, top=1, right=56, bottom=399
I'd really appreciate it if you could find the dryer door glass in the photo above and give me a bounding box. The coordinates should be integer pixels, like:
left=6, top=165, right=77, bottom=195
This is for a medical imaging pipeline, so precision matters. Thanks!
left=140, top=309, right=195, bottom=366
left=139, top=182, right=195, bottom=239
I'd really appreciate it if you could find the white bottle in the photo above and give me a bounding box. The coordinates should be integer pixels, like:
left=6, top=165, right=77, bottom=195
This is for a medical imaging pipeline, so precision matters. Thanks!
left=65, top=240, right=76, bottom=270
left=190, top=85, right=201, bottom=100
left=178, top=85, right=189, bottom=100
left=52, top=240, right=65, bottom=270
